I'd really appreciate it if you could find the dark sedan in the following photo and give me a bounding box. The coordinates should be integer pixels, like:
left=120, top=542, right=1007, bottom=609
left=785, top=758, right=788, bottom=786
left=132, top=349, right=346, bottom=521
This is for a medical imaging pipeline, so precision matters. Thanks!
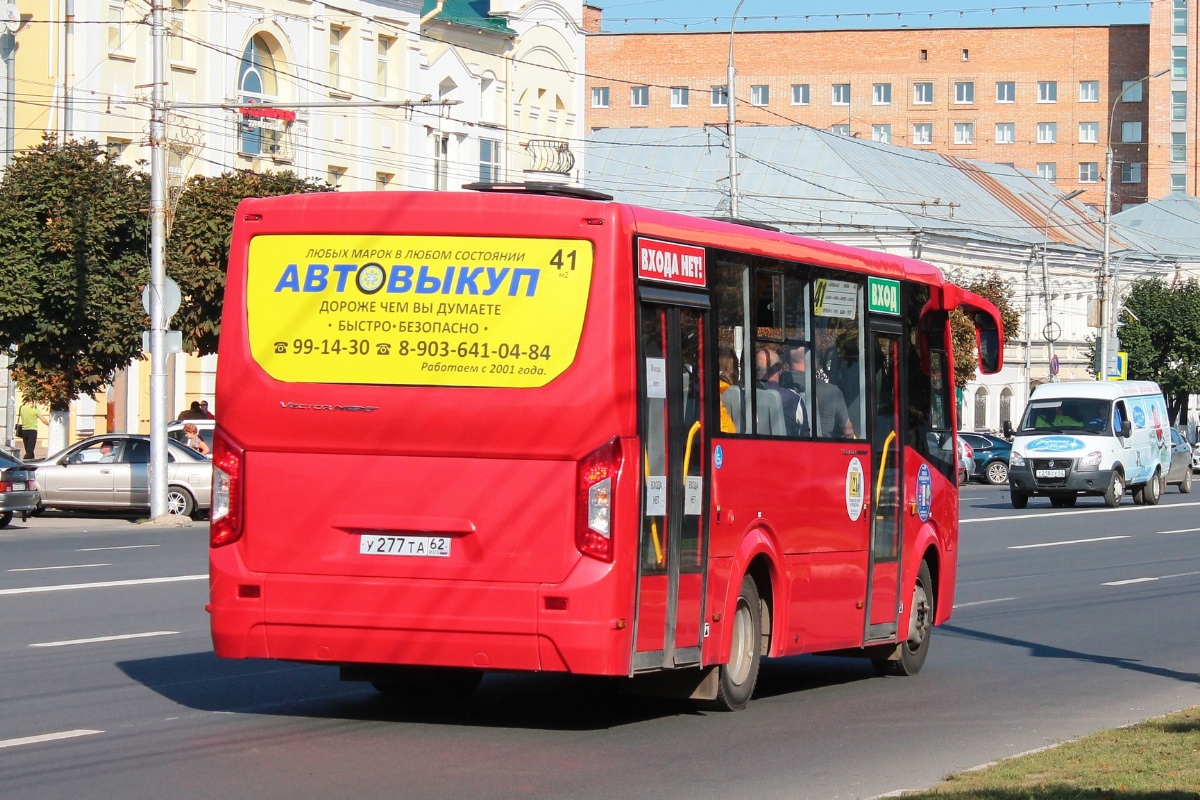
left=0, top=448, right=39, bottom=528
left=959, top=431, right=1012, bottom=485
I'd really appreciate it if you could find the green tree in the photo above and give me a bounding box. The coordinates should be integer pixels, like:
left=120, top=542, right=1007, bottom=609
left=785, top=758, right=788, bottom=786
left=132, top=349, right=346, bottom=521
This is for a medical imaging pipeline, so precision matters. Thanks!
left=946, top=269, right=1021, bottom=388
left=167, top=169, right=331, bottom=355
left=1116, top=277, right=1200, bottom=424
left=0, top=137, right=150, bottom=412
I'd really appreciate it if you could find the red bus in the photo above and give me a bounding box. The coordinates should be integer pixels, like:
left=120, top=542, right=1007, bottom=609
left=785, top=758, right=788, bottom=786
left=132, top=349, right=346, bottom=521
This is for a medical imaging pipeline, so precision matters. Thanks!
left=209, top=184, right=1002, bottom=710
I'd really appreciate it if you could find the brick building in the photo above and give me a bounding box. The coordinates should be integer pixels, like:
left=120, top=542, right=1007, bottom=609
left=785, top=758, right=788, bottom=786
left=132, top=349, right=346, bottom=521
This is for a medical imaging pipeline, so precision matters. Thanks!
left=584, top=12, right=1168, bottom=212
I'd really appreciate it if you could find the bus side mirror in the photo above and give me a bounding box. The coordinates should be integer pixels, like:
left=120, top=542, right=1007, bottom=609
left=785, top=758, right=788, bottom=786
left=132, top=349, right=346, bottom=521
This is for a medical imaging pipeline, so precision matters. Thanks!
left=975, top=313, right=1001, bottom=375
left=1121, top=420, right=1132, bottom=438
left=1003, top=420, right=1014, bottom=439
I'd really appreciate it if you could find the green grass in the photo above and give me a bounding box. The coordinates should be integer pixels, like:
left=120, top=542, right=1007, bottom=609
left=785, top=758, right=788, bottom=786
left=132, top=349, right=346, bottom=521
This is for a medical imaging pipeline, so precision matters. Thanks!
left=902, top=706, right=1200, bottom=799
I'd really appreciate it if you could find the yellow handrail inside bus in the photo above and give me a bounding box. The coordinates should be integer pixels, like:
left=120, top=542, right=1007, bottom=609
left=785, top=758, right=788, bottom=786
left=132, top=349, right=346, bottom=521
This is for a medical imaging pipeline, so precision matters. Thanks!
left=683, top=420, right=702, bottom=477
left=874, top=429, right=897, bottom=512
left=643, top=446, right=664, bottom=565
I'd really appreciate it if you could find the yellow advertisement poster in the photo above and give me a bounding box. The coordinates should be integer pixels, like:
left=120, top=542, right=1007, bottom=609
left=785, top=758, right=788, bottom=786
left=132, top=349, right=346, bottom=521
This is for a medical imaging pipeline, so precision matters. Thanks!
left=246, top=235, right=594, bottom=388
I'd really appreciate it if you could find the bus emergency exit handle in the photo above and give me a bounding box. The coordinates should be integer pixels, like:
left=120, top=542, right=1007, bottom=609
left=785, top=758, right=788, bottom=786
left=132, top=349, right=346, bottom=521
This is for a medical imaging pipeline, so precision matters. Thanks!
left=332, top=515, right=477, bottom=535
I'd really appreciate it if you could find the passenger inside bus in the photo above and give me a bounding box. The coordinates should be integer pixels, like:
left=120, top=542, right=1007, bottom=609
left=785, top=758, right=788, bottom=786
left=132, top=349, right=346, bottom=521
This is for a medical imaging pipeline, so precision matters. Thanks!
left=756, top=347, right=806, bottom=436
left=717, top=346, right=738, bottom=433
left=783, top=345, right=854, bottom=438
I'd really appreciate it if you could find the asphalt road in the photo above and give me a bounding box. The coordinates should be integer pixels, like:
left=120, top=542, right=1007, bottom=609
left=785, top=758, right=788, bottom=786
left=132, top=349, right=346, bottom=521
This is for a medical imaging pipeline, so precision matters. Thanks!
left=0, top=489, right=1197, bottom=800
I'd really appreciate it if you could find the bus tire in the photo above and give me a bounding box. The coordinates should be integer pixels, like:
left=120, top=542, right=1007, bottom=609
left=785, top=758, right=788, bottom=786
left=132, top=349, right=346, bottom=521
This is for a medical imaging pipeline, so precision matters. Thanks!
left=873, top=560, right=934, bottom=677
left=1010, top=490, right=1029, bottom=509
left=1104, top=470, right=1125, bottom=508
left=370, top=667, right=483, bottom=701
left=1144, top=470, right=1163, bottom=505
left=712, top=574, right=763, bottom=711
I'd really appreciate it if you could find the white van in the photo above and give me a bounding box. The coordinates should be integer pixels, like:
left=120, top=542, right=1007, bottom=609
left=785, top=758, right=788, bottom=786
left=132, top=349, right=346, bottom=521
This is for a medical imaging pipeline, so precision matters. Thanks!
left=1005, top=380, right=1172, bottom=509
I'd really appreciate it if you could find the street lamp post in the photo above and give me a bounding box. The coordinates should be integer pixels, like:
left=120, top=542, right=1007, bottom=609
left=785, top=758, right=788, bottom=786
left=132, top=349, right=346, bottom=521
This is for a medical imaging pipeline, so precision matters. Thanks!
left=1041, top=188, right=1086, bottom=383
left=1100, top=67, right=1169, bottom=381
left=726, top=0, right=746, bottom=218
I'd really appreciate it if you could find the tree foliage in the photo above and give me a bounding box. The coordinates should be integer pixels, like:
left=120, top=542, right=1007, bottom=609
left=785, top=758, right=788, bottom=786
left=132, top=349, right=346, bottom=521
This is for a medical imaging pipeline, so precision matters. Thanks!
left=1116, top=277, right=1200, bottom=424
left=946, top=269, right=1021, bottom=388
left=0, top=137, right=150, bottom=411
left=167, top=170, right=331, bottom=355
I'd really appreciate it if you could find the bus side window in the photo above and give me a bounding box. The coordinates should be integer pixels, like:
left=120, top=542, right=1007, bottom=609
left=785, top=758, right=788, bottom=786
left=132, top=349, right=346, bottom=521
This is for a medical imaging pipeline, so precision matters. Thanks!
left=714, top=257, right=751, bottom=435
left=810, top=274, right=863, bottom=439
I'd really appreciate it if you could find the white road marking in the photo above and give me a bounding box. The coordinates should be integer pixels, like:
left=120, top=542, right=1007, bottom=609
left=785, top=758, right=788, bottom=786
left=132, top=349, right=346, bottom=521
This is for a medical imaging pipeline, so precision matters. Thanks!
left=1104, top=570, right=1200, bottom=587
left=953, top=597, right=1017, bottom=609
left=963, top=500, right=1200, bottom=524
left=1009, top=535, right=1130, bottom=550
left=0, top=575, right=206, bottom=596
left=77, top=544, right=159, bottom=552
left=8, top=564, right=111, bottom=573
left=0, top=729, right=104, bottom=749
left=29, top=631, right=179, bottom=648
left=1158, top=527, right=1200, bottom=534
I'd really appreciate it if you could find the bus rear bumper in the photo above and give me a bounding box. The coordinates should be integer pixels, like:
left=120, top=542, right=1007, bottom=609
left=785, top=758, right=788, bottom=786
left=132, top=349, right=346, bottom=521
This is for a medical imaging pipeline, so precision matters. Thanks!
left=209, top=547, right=631, bottom=676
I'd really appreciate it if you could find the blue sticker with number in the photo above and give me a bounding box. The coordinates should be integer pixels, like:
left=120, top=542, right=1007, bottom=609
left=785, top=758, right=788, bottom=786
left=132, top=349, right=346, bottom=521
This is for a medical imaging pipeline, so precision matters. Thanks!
left=916, top=463, right=933, bottom=521
left=714, top=444, right=724, bottom=470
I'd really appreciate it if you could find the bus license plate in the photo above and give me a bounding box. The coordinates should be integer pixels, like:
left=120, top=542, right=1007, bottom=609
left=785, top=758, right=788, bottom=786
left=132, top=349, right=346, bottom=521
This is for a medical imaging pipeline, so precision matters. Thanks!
left=1036, top=469, right=1066, bottom=478
left=359, top=534, right=451, bottom=557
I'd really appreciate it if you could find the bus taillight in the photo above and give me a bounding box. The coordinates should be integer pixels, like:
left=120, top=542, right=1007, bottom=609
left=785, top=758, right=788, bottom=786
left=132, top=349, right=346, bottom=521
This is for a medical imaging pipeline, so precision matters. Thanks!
left=576, top=438, right=623, bottom=562
left=210, top=429, right=245, bottom=548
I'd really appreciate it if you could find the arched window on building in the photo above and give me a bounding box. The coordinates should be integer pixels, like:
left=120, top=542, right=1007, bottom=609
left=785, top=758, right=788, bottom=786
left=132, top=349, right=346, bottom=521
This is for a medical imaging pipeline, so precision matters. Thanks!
left=974, top=386, right=989, bottom=431
left=239, top=36, right=280, bottom=156
left=1000, top=387, right=1014, bottom=432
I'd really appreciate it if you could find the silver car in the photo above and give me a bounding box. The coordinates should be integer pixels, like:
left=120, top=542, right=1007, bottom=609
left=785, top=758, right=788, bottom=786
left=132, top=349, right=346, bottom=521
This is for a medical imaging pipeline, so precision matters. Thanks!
left=0, top=448, right=40, bottom=528
left=30, top=434, right=212, bottom=518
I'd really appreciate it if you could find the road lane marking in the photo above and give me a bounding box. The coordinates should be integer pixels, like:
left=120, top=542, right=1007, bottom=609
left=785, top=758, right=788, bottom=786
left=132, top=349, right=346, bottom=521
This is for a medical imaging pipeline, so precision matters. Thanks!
left=29, top=631, right=179, bottom=648
left=77, top=545, right=159, bottom=552
left=0, top=730, right=104, bottom=749
left=0, top=575, right=206, bottom=596
left=1158, top=527, right=1200, bottom=534
left=1009, top=535, right=1130, bottom=550
left=963, top=500, right=1200, bottom=524
left=1104, top=570, right=1200, bottom=587
left=8, top=564, right=111, bottom=573
left=953, top=597, right=1017, bottom=609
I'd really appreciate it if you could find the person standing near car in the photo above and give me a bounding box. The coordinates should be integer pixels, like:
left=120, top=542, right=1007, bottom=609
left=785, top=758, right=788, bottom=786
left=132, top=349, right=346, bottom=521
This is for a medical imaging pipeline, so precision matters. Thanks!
left=16, top=401, right=47, bottom=461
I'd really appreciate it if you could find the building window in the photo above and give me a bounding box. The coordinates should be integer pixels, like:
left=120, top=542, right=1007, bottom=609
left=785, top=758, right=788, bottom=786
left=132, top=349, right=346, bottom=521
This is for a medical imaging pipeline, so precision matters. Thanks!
left=1121, top=121, right=1143, bottom=143
left=327, top=166, right=346, bottom=189
left=1121, top=163, right=1143, bottom=183
left=1079, top=162, right=1099, bottom=183
left=238, top=36, right=282, bottom=157
left=630, top=86, right=649, bottom=107
left=1036, top=122, right=1057, bottom=143
left=592, top=87, right=610, bottom=108
left=1174, top=46, right=1188, bottom=79
left=791, top=84, right=810, bottom=105
left=106, top=138, right=130, bottom=159
left=751, top=85, right=770, bottom=106
left=479, top=138, right=502, bottom=183
left=919, top=49, right=928, bottom=61
left=830, top=123, right=850, bottom=136
left=974, top=388, right=988, bottom=430
left=872, top=124, right=891, bottom=143
left=1079, top=80, right=1099, bottom=102
left=962, top=48, right=969, bottom=61
left=329, top=25, right=347, bottom=92
left=1172, top=132, right=1187, bottom=162
left=671, top=87, right=689, bottom=108
left=376, top=36, right=393, bottom=98
left=832, top=84, right=851, bottom=106
left=1174, top=7, right=1188, bottom=33
left=954, top=122, right=974, bottom=144
left=995, top=122, right=1014, bottom=144
left=1078, top=122, right=1099, bottom=143
left=1172, top=173, right=1187, bottom=193
left=1038, top=81, right=1057, bottom=102
left=376, top=172, right=393, bottom=191
left=912, top=123, right=932, bottom=144
left=954, top=82, right=974, bottom=104
left=711, top=85, right=728, bottom=106
left=1173, top=91, right=1188, bottom=120
left=873, top=83, right=892, bottom=105
left=1037, top=162, right=1057, bottom=182
left=1122, top=81, right=1144, bottom=102
left=996, top=81, right=1015, bottom=103
left=913, top=82, right=933, bottom=105
left=168, top=0, right=188, bottom=63
left=108, top=3, right=126, bottom=53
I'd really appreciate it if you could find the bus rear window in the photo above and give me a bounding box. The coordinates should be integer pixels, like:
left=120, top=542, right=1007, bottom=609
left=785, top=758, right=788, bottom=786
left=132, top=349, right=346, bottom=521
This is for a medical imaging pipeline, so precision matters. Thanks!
left=245, top=235, right=593, bottom=388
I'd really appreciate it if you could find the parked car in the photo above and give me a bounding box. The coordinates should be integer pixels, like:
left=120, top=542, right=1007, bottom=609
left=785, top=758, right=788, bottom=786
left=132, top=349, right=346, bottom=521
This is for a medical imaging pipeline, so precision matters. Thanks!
left=0, top=449, right=40, bottom=528
left=29, top=434, right=212, bottom=518
left=1192, top=440, right=1200, bottom=473
left=957, top=437, right=974, bottom=485
left=959, top=431, right=1012, bottom=485
left=1167, top=428, right=1193, bottom=493
left=167, top=418, right=215, bottom=455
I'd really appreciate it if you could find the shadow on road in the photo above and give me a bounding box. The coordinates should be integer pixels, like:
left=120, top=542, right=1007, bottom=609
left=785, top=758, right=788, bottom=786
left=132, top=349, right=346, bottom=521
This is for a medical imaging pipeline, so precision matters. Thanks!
left=116, top=650, right=877, bottom=730
left=942, top=624, right=1200, bottom=685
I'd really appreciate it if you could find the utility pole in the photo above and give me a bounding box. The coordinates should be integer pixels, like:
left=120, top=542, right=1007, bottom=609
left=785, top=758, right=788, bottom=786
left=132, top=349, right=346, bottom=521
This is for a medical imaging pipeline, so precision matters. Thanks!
left=148, top=0, right=169, bottom=517
left=726, top=0, right=745, bottom=218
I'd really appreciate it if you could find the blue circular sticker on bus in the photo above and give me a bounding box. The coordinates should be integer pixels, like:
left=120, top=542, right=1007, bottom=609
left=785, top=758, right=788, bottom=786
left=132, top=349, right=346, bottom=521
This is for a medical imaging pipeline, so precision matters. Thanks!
left=714, top=444, right=724, bottom=470
left=916, top=463, right=932, bottom=521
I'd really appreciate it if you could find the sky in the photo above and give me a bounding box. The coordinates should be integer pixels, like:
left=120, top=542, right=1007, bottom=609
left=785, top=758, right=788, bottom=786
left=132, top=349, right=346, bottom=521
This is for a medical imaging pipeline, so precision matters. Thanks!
left=592, top=0, right=1151, bottom=33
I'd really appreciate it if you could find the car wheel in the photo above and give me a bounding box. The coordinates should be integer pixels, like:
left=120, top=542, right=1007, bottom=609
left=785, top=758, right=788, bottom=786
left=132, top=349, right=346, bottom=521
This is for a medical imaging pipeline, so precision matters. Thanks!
left=984, top=460, right=1009, bottom=485
left=1104, top=471, right=1124, bottom=508
left=166, top=487, right=196, bottom=517
left=873, top=560, right=934, bottom=677
left=1181, top=468, right=1193, bottom=494
left=1011, top=490, right=1029, bottom=509
left=0, top=511, right=12, bottom=529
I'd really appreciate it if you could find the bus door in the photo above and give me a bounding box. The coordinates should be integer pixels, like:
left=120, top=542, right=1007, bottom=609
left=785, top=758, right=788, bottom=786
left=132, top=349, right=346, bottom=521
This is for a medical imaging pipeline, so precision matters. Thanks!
left=632, top=292, right=709, bottom=672
left=865, top=320, right=904, bottom=641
